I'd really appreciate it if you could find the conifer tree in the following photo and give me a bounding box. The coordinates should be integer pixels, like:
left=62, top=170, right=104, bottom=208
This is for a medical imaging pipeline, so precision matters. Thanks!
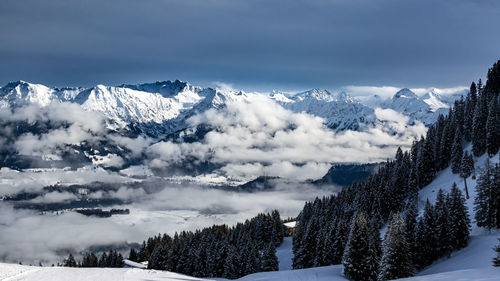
left=342, top=212, right=374, bottom=281
left=463, top=82, right=477, bottom=142
left=460, top=151, right=474, bottom=199
left=378, top=213, right=413, bottom=281
left=435, top=189, right=452, bottom=256
left=448, top=183, right=471, bottom=250
left=331, top=219, right=349, bottom=265
left=64, top=254, right=77, bottom=267
left=138, top=241, right=148, bottom=262
left=486, top=97, right=499, bottom=156
left=366, top=217, right=381, bottom=281
left=451, top=129, right=463, bottom=174
left=494, top=238, right=500, bottom=267
left=493, top=163, right=500, bottom=229
left=223, top=248, right=241, bottom=279
left=474, top=160, right=496, bottom=230
left=128, top=248, right=138, bottom=262
left=472, top=95, right=487, bottom=157
left=148, top=245, right=168, bottom=270
left=414, top=200, right=438, bottom=269
left=417, top=135, right=435, bottom=187
left=260, top=243, right=279, bottom=272
left=403, top=196, right=418, bottom=262
left=98, top=252, right=107, bottom=267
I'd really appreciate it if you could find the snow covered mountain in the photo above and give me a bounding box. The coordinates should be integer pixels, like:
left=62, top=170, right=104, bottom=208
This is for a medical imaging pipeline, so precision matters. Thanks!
left=0, top=81, right=464, bottom=136
left=271, top=89, right=376, bottom=131
left=381, top=88, right=452, bottom=125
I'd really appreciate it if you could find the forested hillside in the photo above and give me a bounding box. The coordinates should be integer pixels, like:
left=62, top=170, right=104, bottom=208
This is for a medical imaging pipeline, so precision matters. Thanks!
left=292, top=60, right=500, bottom=280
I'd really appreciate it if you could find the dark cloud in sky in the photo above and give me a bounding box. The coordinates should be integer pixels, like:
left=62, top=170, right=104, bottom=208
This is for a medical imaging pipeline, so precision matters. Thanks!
left=0, top=0, right=499, bottom=91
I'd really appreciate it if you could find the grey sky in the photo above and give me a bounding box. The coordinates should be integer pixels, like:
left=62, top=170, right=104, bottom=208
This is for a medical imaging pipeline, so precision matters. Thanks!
left=0, top=0, right=499, bottom=92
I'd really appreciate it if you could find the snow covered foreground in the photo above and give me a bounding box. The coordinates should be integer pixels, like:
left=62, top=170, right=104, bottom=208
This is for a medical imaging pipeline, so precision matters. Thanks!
left=1, top=263, right=499, bottom=281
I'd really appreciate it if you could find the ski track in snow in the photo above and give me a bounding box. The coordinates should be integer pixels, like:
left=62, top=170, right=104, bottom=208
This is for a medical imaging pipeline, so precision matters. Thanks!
left=277, top=237, right=293, bottom=271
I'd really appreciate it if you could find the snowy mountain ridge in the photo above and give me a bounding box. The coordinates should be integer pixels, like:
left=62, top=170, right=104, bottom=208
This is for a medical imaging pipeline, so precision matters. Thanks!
left=0, top=81, right=465, bottom=136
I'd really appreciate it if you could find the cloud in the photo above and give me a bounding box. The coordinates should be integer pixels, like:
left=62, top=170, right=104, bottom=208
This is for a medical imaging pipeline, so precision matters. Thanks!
left=0, top=205, right=143, bottom=264
left=0, top=182, right=331, bottom=264
left=147, top=96, right=427, bottom=181
left=0, top=102, right=106, bottom=157
left=92, top=154, right=125, bottom=168
left=31, top=191, right=78, bottom=204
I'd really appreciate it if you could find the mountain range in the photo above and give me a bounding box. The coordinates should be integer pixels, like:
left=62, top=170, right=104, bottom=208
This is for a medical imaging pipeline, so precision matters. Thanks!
left=0, top=80, right=466, bottom=137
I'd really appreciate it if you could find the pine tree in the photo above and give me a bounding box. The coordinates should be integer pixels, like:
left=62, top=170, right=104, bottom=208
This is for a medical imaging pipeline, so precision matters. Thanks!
left=463, top=82, right=477, bottom=142
left=260, top=243, right=279, bottom=272
left=342, top=212, right=374, bottom=281
left=493, top=163, right=500, bottom=229
left=414, top=200, right=438, bottom=269
left=486, top=97, right=499, bottom=156
left=451, top=129, right=463, bottom=174
left=435, top=189, right=452, bottom=256
left=472, top=94, right=487, bottom=157
left=138, top=241, right=148, bottom=262
left=403, top=195, right=418, bottom=264
left=460, top=151, right=474, bottom=199
left=148, top=245, right=168, bottom=270
left=223, top=248, right=241, bottom=279
left=366, top=217, right=381, bottom=281
left=64, top=254, right=77, bottom=267
left=128, top=248, right=138, bottom=262
left=494, top=238, right=500, bottom=267
left=448, top=183, right=471, bottom=250
left=474, top=160, right=496, bottom=230
left=331, top=219, right=349, bottom=265
left=417, top=135, right=436, bottom=187
left=378, top=213, right=413, bottom=281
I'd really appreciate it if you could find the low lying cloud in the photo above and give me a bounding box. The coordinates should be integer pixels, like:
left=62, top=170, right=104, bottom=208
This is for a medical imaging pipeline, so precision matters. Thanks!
left=0, top=182, right=331, bottom=264
left=31, top=191, right=78, bottom=204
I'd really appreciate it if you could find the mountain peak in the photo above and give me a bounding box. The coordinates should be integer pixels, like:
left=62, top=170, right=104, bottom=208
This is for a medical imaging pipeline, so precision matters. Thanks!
left=2, top=80, right=32, bottom=90
left=393, top=88, right=417, bottom=99
left=294, top=89, right=334, bottom=102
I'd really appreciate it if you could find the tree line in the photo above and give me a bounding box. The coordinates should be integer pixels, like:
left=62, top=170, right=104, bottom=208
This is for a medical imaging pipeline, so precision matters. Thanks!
left=128, top=210, right=284, bottom=279
left=63, top=250, right=124, bottom=268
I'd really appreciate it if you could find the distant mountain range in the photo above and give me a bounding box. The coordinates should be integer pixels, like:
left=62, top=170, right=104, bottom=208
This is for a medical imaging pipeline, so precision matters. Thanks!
left=0, top=80, right=466, bottom=137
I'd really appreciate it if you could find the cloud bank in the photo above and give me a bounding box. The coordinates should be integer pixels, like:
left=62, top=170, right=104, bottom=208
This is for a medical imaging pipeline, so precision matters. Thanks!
left=147, top=96, right=426, bottom=181
left=0, top=183, right=331, bottom=264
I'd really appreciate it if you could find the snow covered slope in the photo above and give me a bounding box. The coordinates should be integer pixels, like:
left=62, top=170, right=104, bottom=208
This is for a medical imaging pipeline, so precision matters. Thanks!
left=1, top=263, right=499, bottom=281
left=276, top=237, right=293, bottom=271
left=415, top=149, right=500, bottom=276
left=0, top=263, right=209, bottom=281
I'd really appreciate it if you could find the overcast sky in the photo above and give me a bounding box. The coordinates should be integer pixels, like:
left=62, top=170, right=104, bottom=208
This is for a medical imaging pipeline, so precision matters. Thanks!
left=0, top=0, right=499, bottom=92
